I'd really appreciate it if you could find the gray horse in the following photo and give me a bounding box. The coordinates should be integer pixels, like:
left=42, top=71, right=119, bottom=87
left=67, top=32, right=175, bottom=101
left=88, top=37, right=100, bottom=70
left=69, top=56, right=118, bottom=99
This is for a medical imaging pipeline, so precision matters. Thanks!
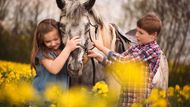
left=56, top=0, right=134, bottom=88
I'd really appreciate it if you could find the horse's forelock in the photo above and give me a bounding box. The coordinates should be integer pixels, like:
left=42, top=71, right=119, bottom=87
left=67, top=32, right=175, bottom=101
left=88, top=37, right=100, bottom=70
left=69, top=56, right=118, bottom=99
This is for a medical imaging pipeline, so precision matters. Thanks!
left=65, top=0, right=86, bottom=19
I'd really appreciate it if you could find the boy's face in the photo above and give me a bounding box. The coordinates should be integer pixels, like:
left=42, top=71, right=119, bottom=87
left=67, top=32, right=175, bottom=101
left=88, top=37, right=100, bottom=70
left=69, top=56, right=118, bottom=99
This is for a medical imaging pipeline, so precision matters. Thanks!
left=135, top=27, right=156, bottom=45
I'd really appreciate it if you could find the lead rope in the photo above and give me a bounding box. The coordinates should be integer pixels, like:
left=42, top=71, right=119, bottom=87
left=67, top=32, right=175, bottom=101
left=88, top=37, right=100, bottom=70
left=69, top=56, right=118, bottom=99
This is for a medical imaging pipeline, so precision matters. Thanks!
left=91, top=58, right=96, bottom=86
left=86, top=16, right=98, bottom=86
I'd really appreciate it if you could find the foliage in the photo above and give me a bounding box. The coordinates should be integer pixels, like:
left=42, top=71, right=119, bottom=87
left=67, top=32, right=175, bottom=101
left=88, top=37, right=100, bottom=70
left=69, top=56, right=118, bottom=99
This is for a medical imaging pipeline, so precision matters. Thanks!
left=0, top=60, right=190, bottom=107
left=168, top=85, right=190, bottom=107
left=0, top=60, right=35, bottom=85
left=168, top=62, right=190, bottom=86
left=0, top=60, right=36, bottom=106
left=0, top=28, right=31, bottom=63
left=0, top=60, right=117, bottom=107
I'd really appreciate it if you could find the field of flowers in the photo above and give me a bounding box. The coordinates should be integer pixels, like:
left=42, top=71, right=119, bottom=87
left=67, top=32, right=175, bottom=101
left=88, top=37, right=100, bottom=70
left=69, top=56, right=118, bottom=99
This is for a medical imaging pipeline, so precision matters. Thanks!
left=0, top=60, right=190, bottom=107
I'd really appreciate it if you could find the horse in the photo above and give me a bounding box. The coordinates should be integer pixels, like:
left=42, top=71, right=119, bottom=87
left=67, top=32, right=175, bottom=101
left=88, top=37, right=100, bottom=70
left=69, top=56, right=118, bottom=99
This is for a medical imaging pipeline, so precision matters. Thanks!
left=55, top=0, right=135, bottom=88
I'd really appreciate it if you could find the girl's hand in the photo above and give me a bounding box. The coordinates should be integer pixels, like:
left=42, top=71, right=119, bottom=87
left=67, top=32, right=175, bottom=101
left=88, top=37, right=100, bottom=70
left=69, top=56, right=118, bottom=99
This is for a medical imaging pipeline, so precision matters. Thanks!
left=65, top=36, right=80, bottom=52
left=87, top=50, right=104, bottom=62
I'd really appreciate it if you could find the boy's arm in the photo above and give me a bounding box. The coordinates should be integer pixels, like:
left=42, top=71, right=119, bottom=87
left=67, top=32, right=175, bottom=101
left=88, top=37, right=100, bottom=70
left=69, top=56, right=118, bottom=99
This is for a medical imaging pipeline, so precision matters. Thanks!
left=91, top=37, right=111, bottom=56
left=92, top=35, right=140, bottom=65
left=100, top=46, right=143, bottom=66
left=100, top=50, right=132, bottom=66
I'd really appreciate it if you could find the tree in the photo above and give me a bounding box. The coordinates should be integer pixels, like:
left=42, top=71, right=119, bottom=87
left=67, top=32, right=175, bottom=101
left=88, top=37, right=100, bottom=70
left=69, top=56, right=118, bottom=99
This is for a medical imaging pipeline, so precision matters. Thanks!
left=0, top=0, right=9, bottom=22
left=0, top=0, right=44, bottom=63
left=11, top=0, right=44, bottom=37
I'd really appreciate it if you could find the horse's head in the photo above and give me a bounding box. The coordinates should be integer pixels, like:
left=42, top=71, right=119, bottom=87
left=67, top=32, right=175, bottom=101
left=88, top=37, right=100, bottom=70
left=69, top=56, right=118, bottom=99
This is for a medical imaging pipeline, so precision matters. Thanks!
left=56, top=0, right=98, bottom=77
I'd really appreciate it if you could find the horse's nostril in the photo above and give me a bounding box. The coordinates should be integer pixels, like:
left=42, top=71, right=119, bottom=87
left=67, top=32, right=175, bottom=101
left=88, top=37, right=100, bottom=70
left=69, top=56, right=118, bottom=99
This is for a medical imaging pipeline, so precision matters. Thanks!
left=67, top=63, right=82, bottom=72
left=67, top=62, right=83, bottom=77
left=76, top=62, right=83, bottom=70
left=79, top=63, right=83, bottom=69
left=78, top=63, right=83, bottom=76
left=67, top=63, right=72, bottom=71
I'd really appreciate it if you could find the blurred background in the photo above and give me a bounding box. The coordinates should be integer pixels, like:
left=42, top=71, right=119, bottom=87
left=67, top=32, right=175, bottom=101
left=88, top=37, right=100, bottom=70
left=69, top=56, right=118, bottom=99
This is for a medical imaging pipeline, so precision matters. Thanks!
left=0, top=0, right=189, bottom=86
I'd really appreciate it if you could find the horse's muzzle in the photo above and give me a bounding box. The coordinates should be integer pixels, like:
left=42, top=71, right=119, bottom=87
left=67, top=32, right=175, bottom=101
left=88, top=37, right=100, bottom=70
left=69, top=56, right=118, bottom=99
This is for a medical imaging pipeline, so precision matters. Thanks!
left=67, top=62, right=83, bottom=77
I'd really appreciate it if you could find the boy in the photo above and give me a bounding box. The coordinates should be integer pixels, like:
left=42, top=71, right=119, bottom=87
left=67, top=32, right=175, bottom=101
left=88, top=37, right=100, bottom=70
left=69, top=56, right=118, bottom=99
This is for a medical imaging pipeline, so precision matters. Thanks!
left=88, top=13, right=167, bottom=106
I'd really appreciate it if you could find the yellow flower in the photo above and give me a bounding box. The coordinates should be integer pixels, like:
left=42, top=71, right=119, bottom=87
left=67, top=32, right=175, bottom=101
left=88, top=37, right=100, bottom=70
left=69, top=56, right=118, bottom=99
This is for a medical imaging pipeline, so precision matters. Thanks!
left=175, top=84, right=180, bottom=91
left=106, top=61, right=147, bottom=91
left=159, top=90, right=166, bottom=98
left=147, top=89, right=159, bottom=102
left=92, top=81, right=109, bottom=96
left=90, top=98, right=108, bottom=107
left=180, top=85, right=190, bottom=100
left=168, top=87, right=174, bottom=96
left=0, top=88, right=4, bottom=101
left=59, top=87, right=88, bottom=107
left=9, top=71, right=16, bottom=80
left=3, top=82, right=36, bottom=104
left=19, top=82, right=36, bottom=102
left=152, top=98, right=167, bottom=107
left=0, top=60, right=35, bottom=85
left=179, top=90, right=189, bottom=100
left=132, top=103, right=143, bottom=107
left=44, top=84, right=63, bottom=102
left=49, top=104, right=57, bottom=107
left=183, top=85, right=190, bottom=92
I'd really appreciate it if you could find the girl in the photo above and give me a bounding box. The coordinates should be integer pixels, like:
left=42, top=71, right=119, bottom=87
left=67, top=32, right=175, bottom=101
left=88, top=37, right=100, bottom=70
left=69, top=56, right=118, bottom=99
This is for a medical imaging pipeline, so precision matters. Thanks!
left=30, top=19, right=80, bottom=92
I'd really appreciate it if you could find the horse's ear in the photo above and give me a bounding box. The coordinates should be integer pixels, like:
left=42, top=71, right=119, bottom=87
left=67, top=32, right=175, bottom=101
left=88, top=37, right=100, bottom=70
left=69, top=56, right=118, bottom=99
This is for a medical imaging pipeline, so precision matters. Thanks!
left=83, top=0, right=96, bottom=11
left=56, top=0, right=65, bottom=9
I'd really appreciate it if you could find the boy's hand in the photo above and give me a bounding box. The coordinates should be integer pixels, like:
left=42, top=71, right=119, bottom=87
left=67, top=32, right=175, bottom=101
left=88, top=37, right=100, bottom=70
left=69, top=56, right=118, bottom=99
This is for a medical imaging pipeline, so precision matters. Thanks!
left=91, top=35, right=104, bottom=51
left=87, top=50, right=104, bottom=62
left=65, top=36, right=80, bottom=52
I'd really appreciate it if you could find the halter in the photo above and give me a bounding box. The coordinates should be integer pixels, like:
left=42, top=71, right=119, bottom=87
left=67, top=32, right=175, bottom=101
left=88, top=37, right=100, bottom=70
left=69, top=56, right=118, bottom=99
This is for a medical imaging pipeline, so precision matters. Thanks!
left=79, top=15, right=98, bottom=52
left=58, top=15, right=98, bottom=85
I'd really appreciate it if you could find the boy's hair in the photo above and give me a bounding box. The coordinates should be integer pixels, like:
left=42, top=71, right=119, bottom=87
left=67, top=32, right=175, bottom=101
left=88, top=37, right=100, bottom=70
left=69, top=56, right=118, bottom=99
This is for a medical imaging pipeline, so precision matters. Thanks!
left=137, top=13, right=162, bottom=35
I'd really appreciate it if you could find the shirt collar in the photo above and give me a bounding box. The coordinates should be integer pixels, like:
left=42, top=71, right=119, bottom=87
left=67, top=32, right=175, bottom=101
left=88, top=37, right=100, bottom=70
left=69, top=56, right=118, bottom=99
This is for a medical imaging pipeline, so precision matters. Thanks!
left=140, top=41, right=157, bottom=47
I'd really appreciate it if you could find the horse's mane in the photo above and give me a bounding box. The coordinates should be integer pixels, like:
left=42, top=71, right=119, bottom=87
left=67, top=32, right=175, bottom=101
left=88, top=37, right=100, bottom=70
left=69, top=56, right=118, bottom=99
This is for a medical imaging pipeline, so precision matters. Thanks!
left=87, top=9, right=116, bottom=50
left=88, top=10, right=103, bottom=28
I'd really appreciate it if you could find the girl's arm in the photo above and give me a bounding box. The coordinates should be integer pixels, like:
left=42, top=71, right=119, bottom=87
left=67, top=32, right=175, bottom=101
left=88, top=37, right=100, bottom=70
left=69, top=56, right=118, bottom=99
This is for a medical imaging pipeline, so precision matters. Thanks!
left=41, top=36, right=80, bottom=74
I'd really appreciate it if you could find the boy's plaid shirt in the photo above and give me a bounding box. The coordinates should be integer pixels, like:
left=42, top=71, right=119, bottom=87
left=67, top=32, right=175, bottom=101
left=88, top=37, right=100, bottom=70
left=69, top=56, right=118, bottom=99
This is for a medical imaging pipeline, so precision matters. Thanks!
left=102, top=41, right=161, bottom=107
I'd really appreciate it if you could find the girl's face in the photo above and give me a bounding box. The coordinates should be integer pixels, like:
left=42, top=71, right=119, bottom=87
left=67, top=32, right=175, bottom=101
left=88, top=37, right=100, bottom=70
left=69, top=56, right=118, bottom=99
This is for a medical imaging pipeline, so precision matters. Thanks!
left=43, top=28, right=61, bottom=50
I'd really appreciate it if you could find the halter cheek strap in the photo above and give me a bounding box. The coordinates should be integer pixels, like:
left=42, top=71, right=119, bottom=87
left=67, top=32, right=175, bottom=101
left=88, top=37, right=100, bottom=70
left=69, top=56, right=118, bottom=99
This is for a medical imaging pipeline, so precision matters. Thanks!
left=58, top=15, right=98, bottom=85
